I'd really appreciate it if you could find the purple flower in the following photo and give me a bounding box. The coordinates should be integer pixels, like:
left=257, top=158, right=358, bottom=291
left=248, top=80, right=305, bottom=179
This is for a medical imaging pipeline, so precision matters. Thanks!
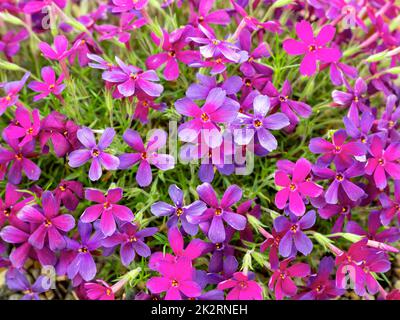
left=365, top=136, right=400, bottom=190
left=146, top=258, right=201, bottom=300
left=80, top=187, right=134, bottom=236
left=218, top=272, right=263, bottom=300
left=343, top=110, right=375, bottom=145
left=28, top=67, right=65, bottom=102
left=3, top=107, right=40, bottom=147
left=0, top=139, right=41, bottom=184
left=189, top=25, right=242, bottom=62
left=297, top=256, right=344, bottom=300
left=175, top=87, right=239, bottom=147
left=0, top=72, right=30, bottom=115
left=69, top=33, right=102, bottom=67
left=269, top=259, right=310, bottom=300
left=102, top=57, right=163, bottom=97
left=68, top=127, right=120, bottom=181
left=53, top=180, right=83, bottom=211
left=309, top=129, right=366, bottom=170
left=103, top=222, right=157, bottom=266
left=66, top=222, right=103, bottom=283
left=313, top=161, right=365, bottom=204
left=17, top=191, right=75, bottom=251
left=111, top=0, right=148, bottom=12
left=151, top=184, right=206, bottom=236
left=118, top=129, right=175, bottom=187
left=328, top=60, right=358, bottom=86
left=0, top=183, right=33, bottom=228
left=260, top=228, right=286, bottom=270
left=275, top=158, right=323, bottom=216
left=263, top=80, right=312, bottom=131
left=378, top=95, right=400, bottom=141
left=189, top=0, right=230, bottom=30
left=38, top=35, right=71, bottom=61
left=193, top=183, right=246, bottom=243
left=133, top=92, right=166, bottom=124
left=283, top=21, right=341, bottom=76
left=0, top=29, right=29, bottom=60
left=379, top=180, right=400, bottom=225
left=39, top=111, right=80, bottom=157
left=273, top=210, right=316, bottom=257
left=24, top=0, right=66, bottom=14
left=234, top=95, right=289, bottom=151
left=6, top=269, right=50, bottom=300
left=146, top=28, right=201, bottom=81
left=85, top=280, right=115, bottom=300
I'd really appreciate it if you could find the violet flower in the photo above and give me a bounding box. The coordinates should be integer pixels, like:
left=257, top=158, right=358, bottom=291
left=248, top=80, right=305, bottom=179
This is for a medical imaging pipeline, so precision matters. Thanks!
left=80, top=187, right=134, bottom=236
left=269, top=258, right=310, bottom=300
left=0, top=29, right=29, bottom=60
left=3, top=107, right=40, bottom=147
left=0, top=72, right=30, bottom=115
left=28, top=67, right=65, bottom=102
left=103, top=222, right=157, bottom=266
left=6, top=269, right=50, bottom=300
left=53, top=180, right=83, bottom=211
left=273, top=210, right=316, bottom=257
left=118, top=129, right=175, bottom=187
left=379, top=180, right=400, bottom=225
left=66, top=222, right=104, bottom=283
left=151, top=184, right=206, bottom=235
left=102, top=57, right=163, bottom=97
left=234, top=94, right=290, bottom=151
left=365, top=136, right=400, bottom=190
left=275, top=158, right=323, bottom=216
left=309, top=129, right=366, bottom=170
left=343, top=110, right=375, bottom=145
left=146, top=258, right=201, bottom=300
left=217, top=272, right=263, bottom=300
left=68, top=127, right=120, bottom=181
left=283, top=21, right=341, bottom=76
left=24, top=0, right=66, bottom=13
left=193, top=183, right=246, bottom=243
left=188, top=0, right=230, bottom=30
left=17, top=191, right=75, bottom=251
left=378, top=95, right=400, bottom=141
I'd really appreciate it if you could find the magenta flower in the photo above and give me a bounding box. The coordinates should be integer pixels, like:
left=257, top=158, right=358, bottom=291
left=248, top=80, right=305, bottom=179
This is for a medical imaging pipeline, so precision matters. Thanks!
left=102, top=57, right=163, bottom=97
left=3, top=107, right=40, bottom=148
left=273, top=210, right=316, bottom=257
left=309, top=129, right=366, bottom=170
left=17, top=191, right=75, bottom=251
left=297, top=256, right=344, bottom=300
left=85, top=280, right=115, bottom=300
left=24, top=0, right=66, bottom=13
left=189, top=25, right=242, bottom=62
left=193, top=183, right=246, bottom=243
left=275, top=158, right=323, bottom=216
left=118, top=129, right=175, bottom=187
left=283, top=21, right=341, bottom=76
left=0, top=72, right=30, bottom=115
left=218, top=272, right=263, bottom=300
left=365, top=136, right=400, bottom=190
left=133, top=92, right=166, bottom=124
left=313, top=161, right=365, bottom=204
left=68, top=127, right=120, bottom=181
left=175, top=87, right=239, bottom=147
left=234, top=95, right=289, bottom=151
left=146, top=28, right=201, bottom=81
left=53, top=180, right=83, bottom=211
left=146, top=258, right=201, bottom=300
left=69, top=33, right=102, bottom=67
left=0, top=29, right=29, bottom=60
left=263, top=80, right=312, bottom=131
left=260, top=228, right=286, bottom=270
left=269, top=258, right=310, bottom=300
left=103, top=222, right=157, bottom=266
left=0, top=139, right=41, bottom=184
left=379, top=180, right=400, bottom=225
left=378, top=95, right=400, bottom=140
left=28, top=67, right=65, bottom=102
left=39, top=111, right=81, bottom=157
left=0, top=183, right=33, bottom=228
left=111, top=0, right=148, bottom=12
left=66, top=222, right=103, bottom=283
left=151, top=184, right=206, bottom=236
left=189, top=0, right=230, bottom=30
left=80, top=187, right=134, bottom=236
left=38, top=35, right=71, bottom=61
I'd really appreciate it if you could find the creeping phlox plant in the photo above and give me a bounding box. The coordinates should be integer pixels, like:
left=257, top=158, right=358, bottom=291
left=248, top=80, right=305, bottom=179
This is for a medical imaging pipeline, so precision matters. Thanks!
left=0, top=0, right=399, bottom=301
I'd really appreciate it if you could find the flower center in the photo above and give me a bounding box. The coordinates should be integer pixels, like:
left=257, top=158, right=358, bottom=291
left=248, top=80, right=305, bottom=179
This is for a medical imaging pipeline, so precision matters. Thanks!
left=176, top=207, right=183, bottom=217
left=59, top=184, right=67, bottom=191
left=244, top=79, right=252, bottom=87
left=212, top=39, right=220, bottom=45
left=360, top=136, right=366, bottom=143
left=215, top=242, right=222, bottom=249
left=201, top=112, right=210, bottom=122
left=92, top=149, right=100, bottom=157
left=26, top=127, right=34, bottom=135
left=316, top=285, right=323, bottom=292
left=3, top=208, right=11, bottom=217
left=168, top=50, right=176, bottom=57
left=5, top=95, right=11, bottom=101
left=335, top=174, right=344, bottom=181
left=215, top=208, right=222, bottom=216
left=142, top=100, right=149, bottom=107
left=388, top=120, right=395, bottom=128
left=44, top=219, right=52, bottom=227
left=334, top=145, right=341, bottom=153
left=341, top=206, right=348, bottom=213
left=215, top=58, right=222, bottom=64
left=129, top=236, right=137, bottom=242
left=198, top=16, right=204, bottom=23
left=238, top=281, right=247, bottom=288
left=130, top=73, right=138, bottom=80
left=378, top=158, right=385, bottom=166
left=279, top=95, right=288, bottom=102
left=290, top=225, right=298, bottom=233
left=308, top=44, right=317, bottom=52
left=279, top=273, right=286, bottom=280
left=106, top=288, right=112, bottom=296
left=141, top=152, right=147, bottom=159
left=15, top=153, right=23, bottom=161
left=79, top=247, right=88, bottom=253
left=354, top=96, right=359, bottom=102
left=63, top=130, right=69, bottom=137
left=171, top=280, right=179, bottom=287
left=254, top=119, right=262, bottom=128
left=103, top=202, right=111, bottom=209
left=289, top=183, right=297, bottom=191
